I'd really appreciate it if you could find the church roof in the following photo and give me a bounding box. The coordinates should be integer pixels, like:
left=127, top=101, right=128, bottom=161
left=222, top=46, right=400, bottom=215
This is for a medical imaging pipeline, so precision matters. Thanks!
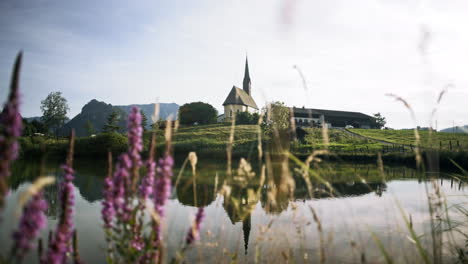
left=223, top=86, right=258, bottom=109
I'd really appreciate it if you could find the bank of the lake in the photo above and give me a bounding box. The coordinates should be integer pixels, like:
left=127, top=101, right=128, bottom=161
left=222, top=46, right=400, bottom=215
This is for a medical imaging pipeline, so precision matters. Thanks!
left=18, top=124, right=468, bottom=169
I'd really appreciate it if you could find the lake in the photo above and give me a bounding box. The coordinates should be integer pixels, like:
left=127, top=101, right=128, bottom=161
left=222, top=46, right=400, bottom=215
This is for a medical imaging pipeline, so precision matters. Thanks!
left=0, top=157, right=466, bottom=263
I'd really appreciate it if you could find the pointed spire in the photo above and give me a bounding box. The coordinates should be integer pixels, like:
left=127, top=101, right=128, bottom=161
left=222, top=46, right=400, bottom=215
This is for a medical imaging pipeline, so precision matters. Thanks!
left=244, top=56, right=250, bottom=80
left=243, top=213, right=251, bottom=255
left=243, top=56, right=251, bottom=95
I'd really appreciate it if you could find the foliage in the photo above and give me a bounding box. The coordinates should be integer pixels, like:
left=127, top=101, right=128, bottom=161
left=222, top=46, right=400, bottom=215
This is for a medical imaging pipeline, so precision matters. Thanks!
left=236, top=111, right=259, bottom=125
left=141, top=111, right=148, bottom=131
left=151, top=118, right=166, bottom=131
left=74, top=133, right=128, bottom=156
left=22, top=119, right=47, bottom=136
left=40, top=91, right=69, bottom=135
left=178, top=102, right=217, bottom=126
left=373, top=112, right=386, bottom=129
left=102, top=110, right=122, bottom=133
left=84, top=120, right=95, bottom=136
left=261, top=101, right=290, bottom=134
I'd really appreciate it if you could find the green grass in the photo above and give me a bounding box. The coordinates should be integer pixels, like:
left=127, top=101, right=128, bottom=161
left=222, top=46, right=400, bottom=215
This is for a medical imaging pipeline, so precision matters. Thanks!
left=293, top=128, right=384, bottom=154
left=17, top=126, right=468, bottom=169
left=146, top=123, right=260, bottom=156
left=351, top=129, right=468, bottom=150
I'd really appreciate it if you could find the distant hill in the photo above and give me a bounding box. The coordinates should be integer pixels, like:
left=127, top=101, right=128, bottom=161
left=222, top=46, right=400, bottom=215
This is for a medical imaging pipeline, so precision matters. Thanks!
left=115, top=103, right=179, bottom=123
left=440, top=125, right=468, bottom=133
left=62, top=99, right=179, bottom=137
left=24, top=116, right=42, bottom=122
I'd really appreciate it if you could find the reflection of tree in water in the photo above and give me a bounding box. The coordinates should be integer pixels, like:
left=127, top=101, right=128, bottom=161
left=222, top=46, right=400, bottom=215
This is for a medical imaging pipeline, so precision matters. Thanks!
left=176, top=177, right=215, bottom=207
left=9, top=159, right=53, bottom=190
left=72, top=171, right=105, bottom=203
left=43, top=180, right=59, bottom=220
left=9, top=158, right=107, bottom=220
left=292, top=181, right=387, bottom=199
left=69, top=159, right=107, bottom=203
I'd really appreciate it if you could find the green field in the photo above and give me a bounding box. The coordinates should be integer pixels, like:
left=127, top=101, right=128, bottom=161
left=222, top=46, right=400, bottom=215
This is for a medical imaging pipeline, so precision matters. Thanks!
left=351, top=128, right=468, bottom=150
left=18, top=125, right=468, bottom=168
left=295, top=127, right=384, bottom=153
left=152, top=123, right=259, bottom=156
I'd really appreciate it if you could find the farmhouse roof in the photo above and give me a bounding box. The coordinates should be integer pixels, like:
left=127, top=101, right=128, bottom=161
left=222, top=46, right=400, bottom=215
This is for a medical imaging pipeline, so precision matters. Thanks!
left=223, top=86, right=258, bottom=109
left=292, top=107, right=373, bottom=119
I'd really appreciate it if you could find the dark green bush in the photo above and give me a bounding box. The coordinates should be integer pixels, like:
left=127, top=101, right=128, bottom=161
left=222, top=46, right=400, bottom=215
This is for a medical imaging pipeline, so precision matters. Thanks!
left=74, top=133, right=128, bottom=157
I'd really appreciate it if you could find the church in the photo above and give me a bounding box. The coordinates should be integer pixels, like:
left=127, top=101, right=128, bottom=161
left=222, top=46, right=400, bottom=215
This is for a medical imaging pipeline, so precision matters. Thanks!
left=218, top=57, right=258, bottom=122
left=217, top=57, right=376, bottom=128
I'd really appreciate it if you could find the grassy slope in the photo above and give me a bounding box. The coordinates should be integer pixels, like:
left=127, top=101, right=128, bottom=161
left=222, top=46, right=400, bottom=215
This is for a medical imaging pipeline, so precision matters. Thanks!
left=293, top=128, right=384, bottom=154
left=351, top=129, right=468, bottom=150
left=147, top=124, right=260, bottom=156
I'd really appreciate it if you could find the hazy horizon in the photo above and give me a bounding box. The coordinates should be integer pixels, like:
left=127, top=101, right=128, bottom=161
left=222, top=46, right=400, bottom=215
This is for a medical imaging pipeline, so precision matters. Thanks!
left=1, top=0, right=467, bottom=129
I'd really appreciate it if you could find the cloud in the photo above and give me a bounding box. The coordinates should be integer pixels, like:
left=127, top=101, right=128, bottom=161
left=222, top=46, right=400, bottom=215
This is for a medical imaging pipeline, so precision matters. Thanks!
left=0, top=0, right=467, bottom=128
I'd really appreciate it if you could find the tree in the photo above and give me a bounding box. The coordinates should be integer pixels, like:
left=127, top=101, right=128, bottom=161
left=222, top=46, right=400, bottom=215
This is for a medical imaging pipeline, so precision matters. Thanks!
left=236, top=111, right=259, bottom=125
left=373, top=112, right=386, bottom=129
left=178, top=102, right=217, bottom=126
left=102, top=110, right=121, bottom=133
left=31, top=120, right=47, bottom=134
left=262, top=101, right=290, bottom=133
left=151, top=118, right=167, bottom=131
left=141, top=111, right=148, bottom=131
left=22, top=119, right=35, bottom=136
left=84, top=120, right=95, bottom=136
left=40, top=91, right=69, bottom=136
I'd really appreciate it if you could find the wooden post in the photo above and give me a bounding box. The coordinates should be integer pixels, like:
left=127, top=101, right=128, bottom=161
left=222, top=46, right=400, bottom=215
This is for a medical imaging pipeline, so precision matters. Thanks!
left=449, top=140, right=452, bottom=151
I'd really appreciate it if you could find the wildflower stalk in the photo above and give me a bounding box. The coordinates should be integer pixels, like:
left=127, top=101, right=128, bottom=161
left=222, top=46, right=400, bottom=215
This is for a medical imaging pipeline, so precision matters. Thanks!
left=72, top=230, right=83, bottom=264
left=10, top=191, right=48, bottom=262
left=44, top=130, right=76, bottom=264
left=0, top=52, right=23, bottom=209
left=102, top=151, right=114, bottom=261
left=185, top=207, right=205, bottom=245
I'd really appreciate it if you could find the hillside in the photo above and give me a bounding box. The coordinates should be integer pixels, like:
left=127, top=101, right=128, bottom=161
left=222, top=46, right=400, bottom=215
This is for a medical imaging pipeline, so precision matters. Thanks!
left=62, top=99, right=179, bottom=137
left=440, top=125, right=468, bottom=133
left=351, top=128, right=468, bottom=150
left=147, top=124, right=259, bottom=156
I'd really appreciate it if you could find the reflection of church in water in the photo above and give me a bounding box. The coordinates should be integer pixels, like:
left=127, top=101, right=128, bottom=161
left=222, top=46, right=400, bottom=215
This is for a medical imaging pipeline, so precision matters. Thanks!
left=175, top=175, right=388, bottom=255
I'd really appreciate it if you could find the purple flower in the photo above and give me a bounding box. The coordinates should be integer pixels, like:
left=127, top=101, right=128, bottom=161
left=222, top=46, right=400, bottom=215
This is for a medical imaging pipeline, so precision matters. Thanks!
left=139, top=159, right=155, bottom=201
left=128, top=107, right=143, bottom=168
left=154, top=155, right=174, bottom=217
left=130, top=235, right=144, bottom=251
left=45, top=165, right=75, bottom=264
left=0, top=53, right=22, bottom=206
left=112, top=153, right=132, bottom=223
left=152, top=155, right=174, bottom=244
left=12, top=191, right=48, bottom=259
left=101, top=173, right=115, bottom=229
left=186, top=207, right=205, bottom=245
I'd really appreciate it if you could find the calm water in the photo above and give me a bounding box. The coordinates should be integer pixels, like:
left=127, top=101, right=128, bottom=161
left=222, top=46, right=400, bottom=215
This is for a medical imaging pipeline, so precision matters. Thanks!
left=0, top=158, right=466, bottom=263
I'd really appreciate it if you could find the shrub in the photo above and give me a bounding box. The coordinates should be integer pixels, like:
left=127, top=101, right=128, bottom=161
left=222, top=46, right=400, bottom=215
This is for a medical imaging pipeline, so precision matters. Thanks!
left=75, top=133, right=127, bottom=157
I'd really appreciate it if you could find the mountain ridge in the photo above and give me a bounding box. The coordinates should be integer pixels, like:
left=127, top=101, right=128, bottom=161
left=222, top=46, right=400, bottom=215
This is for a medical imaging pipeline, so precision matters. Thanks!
left=440, top=125, right=468, bottom=133
left=61, top=99, right=179, bottom=136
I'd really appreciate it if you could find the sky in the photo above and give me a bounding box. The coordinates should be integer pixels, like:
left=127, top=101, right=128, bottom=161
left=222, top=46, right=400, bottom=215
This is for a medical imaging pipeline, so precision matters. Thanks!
left=0, top=0, right=467, bottom=129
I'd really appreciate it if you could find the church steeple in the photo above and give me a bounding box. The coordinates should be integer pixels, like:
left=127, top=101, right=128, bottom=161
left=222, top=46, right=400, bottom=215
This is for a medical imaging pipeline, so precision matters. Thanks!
left=243, top=56, right=251, bottom=95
